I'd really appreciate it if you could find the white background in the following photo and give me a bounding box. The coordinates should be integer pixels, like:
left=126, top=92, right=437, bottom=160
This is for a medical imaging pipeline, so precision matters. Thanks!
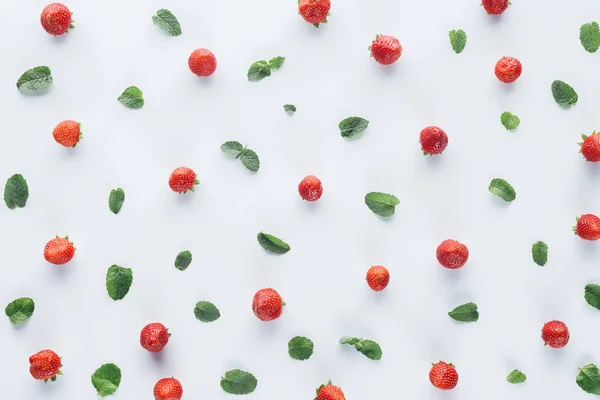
left=1, top=0, right=600, bottom=398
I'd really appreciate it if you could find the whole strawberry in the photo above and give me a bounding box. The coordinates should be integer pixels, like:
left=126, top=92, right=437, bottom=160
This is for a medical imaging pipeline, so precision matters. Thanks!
left=579, top=132, right=600, bottom=162
left=495, top=56, right=522, bottom=83
left=298, top=175, right=323, bottom=201
left=542, top=320, right=570, bottom=348
left=29, top=349, right=62, bottom=382
left=52, top=120, right=81, bottom=147
left=252, top=288, right=284, bottom=321
left=40, top=3, right=74, bottom=36
left=298, top=0, right=331, bottom=27
left=420, top=126, right=448, bottom=155
left=315, top=381, right=345, bottom=400
left=169, top=167, right=198, bottom=193
left=44, top=236, right=75, bottom=265
left=574, top=214, right=600, bottom=240
left=436, top=239, right=469, bottom=269
left=154, top=377, right=183, bottom=400
left=140, top=322, right=170, bottom=353
left=366, top=265, right=390, bottom=291
left=370, top=35, right=402, bottom=65
left=429, top=361, right=459, bottom=390
left=188, top=49, right=217, bottom=77
left=482, top=0, right=510, bottom=15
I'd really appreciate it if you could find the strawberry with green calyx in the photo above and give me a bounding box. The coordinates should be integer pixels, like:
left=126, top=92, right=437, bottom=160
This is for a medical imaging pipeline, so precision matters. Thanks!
left=29, top=349, right=62, bottom=382
left=369, top=34, right=402, bottom=65
left=315, top=381, right=345, bottom=400
left=542, top=320, right=570, bottom=348
left=429, top=361, right=458, bottom=390
left=52, top=120, right=82, bottom=147
left=298, top=0, right=331, bottom=27
left=252, top=288, right=284, bottom=321
left=44, top=236, right=75, bottom=265
left=579, top=132, right=600, bottom=162
left=482, top=0, right=510, bottom=15
left=573, top=214, right=600, bottom=240
left=169, top=167, right=198, bottom=193
left=140, top=322, right=170, bottom=353
left=40, top=3, right=74, bottom=36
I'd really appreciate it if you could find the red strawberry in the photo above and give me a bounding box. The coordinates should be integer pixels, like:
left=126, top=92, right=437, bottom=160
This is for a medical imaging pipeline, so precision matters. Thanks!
left=44, top=236, right=75, bottom=265
left=298, top=175, right=323, bottom=201
left=154, top=377, right=183, bottom=400
left=52, top=120, right=81, bottom=147
left=579, top=132, right=600, bottom=162
left=40, top=3, right=73, bottom=36
left=436, top=239, right=469, bottom=269
left=169, top=167, right=198, bottom=193
left=494, top=56, right=522, bottom=83
left=366, top=265, right=390, bottom=291
left=29, top=349, right=62, bottom=382
left=420, top=126, right=448, bottom=155
left=429, top=361, right=459, bottom=390
left=482, top=0, right=510, bottom=15
left=573, top=214, right=600, bottom=240
left=298, top=0, right=331, bottom=27
left=542, top=320, right=570, bottom=348
left=140, top=322, right=170, bottom=353
left=370, top=35, right=402, bottom=65
left=315, top=381, right=345, bottom=400
left=188, top=49, right=217, bottom=77
left=252, top=288, right=284, bottom=321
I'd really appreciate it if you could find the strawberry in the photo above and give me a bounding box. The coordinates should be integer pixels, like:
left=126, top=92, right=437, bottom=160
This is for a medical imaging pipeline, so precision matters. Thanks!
left=252, top=288, right=284, bottom=321
left=140, top=322, right=170, bottom=353
left=370, top=35, right=402, bottom=65
left=44, top=236, right=75, bottom=265
left=298, top=175, right=323, bottom=201
left=579, top=132, right=600, bottom=162
left=298, top=0, right=331, bottom=27
left=420, top=126, right=448, bottom=155
left=542, top=320, right=570, bottom=348
left=482, top=0, right=510, bottom=15
left=573, top=214, right=600, bottom=240
left=429, top=361, right=459, bottom=390
left=29, top=349, right=62, bottom=382
left=40, top=3, right=74, bottom=36
left=52, top=120, right=81, bottom=147
left=169, top=167, right=199, bottom=193
left=188, top=49, right=217, bottom=77
left=315, top=381, right=345, bottom=400
left=154, top=377, right=183, bottom=400
left=436, top=239, right=469, bottom=269
left=366, top=265, right=390, bottom=291
left=494, top=56, right=522, bottom=83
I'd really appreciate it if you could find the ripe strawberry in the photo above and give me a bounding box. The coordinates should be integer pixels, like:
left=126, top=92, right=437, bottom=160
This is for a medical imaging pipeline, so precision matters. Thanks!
left=542, top=320, right=570, bottom=348
left=429, top=361, right=459, bottom=390
left=366, top=265, right=390, bottom=291
left=315, top=381, right=345, bottom=400
left=188, top=49, right=217, bottom=77
left=298, top=175, right=323, bottom=201
left=140, top=322, right=170, bottom=353
left=298, top=0, right=331, bottom=27
left=40, top=3, right=74, bottom=36
left=370, top=35, right=402, bottom=65
left=573, top=214, right=600, bottom=240
left=436, top=239, right=469, bottom=269
left=579, top=132, right=600, bottom=162
left=252, top=288, right=284, bottom=321
left=29, top=349, right=62, bottom=382
left=52, top=120, right=81, bottom=147
left=420, top=126, right=448, bottom=155
left=494, top=56, right=522, bottom=83
left=482, top=0, right=510, bottom=15
left=154, top=377, right=183, bottom=400
left=169, top=167, right=198, bottom=193
left=44, top=236, right=75, bottom=265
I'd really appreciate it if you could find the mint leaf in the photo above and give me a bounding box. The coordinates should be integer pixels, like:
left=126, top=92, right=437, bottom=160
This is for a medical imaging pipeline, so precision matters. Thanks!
left=257, top=232, right=291, bottom=254
left=268, top=56, right=285, bottom=69
left=507, top=369, right=527, bottom=384
left=551, top=80, right=578, bottom=108
left=17, top=66, right=52, bottom=90
left=532, top=241, right=548, bottom=266
left=448, top=302, right=479, bottom=322
left=489, top=178, right=516, bottom=202
left=577, top=364, right=600, bottom=395
left=152, top=9, right=182, bottom=36
left=5, top=297, right=34, bottom=324
left=175, top=250, right=192, bottom=271
left=220, top=141, right=244, bottom=156
left=239, top=149, right=260, bottom=172
left=91, top=363, right=121, bottom=397
left=106, top=265, right=133, bottom=301
left=339, top=117, right=369, bottom=138
left=4, top=174, right=29, bottom=209
left=584, top=284, right=600, bottom=311
left=288, top=336, right=314, bottom=360
left=118, top=86, right=144, bottom=109
left=284, top=104, right=296, bottom=114
left=365, top=192, right=400, bottom=217
left=194, top=301, right=221, bottom=322
left=247, top=60, right=271, bottom=82
left=339, top=337, right=382, bottom=360
left=580, top=22, right=600, bottom=53
left=108, top=188, right=125, bottom=214
left=220, top=369, right=258, bottom=395
left=449, top=29, right=467, bottom=53
left=339, top=336, right=361, bottom=345
left=500, top=112, right=520, bottom=130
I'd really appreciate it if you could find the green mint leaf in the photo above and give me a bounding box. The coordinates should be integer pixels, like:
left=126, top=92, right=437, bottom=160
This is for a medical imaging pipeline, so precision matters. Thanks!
left=339, top=117, right=369, bottom=138
left=584, top=284, right=600, bottom=311
left=448, top=302, right=479, bottom=322
left=365, top=192, right=400, bottom=217
left=220, top=369, right=258, bottom=395
left=284, top=104, right=296, bottom=113
left=106, top=265, right=133, bottom=301
left=108, top=188, right=125, bottom=214
left=174, top=250, right=192, bottom=271
left=91, top=363, right=122, bottom=397
left=507, top=369, right=527, bottom=384
left=194, top=301, right=221, bottom=322
left=5, top=297, right=35, bottom=324
left=239, top=149, right=260, bottom=172
left=577, top=364, right=600, bottom=395
left=354, top=339, right=382, bottom=360
left=449, top=29, right=467, bottom=53
left=532, top=241, right=548, bottom=266
left=288, top=336, right=314, bottom=360
left=580, top=22, right=600, bottom=53
left=247, top=61, right=271, bottom=82
left=488, top=178, right=516, bottom=202
left=118, top=86, right=144, bottom=109
left=220, top=141, right=244, bottom=157
left=152, top=9, right=182, bottom=36
left=551, top=80, right=578, bottom=108
left=4, top=174, right=29, bottom=209
left=17, top=66, right=53, bottom=90
left=339, top=336, right=361, bottom=345
left=268, top=56, right=285, bottom=70
left=257, top=232, right=291, bottom=254
left=500, top=112, right=520, bottom=130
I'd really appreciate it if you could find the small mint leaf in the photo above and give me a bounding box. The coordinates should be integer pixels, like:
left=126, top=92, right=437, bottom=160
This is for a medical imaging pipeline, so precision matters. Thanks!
left=91, top=363, right=122, bottom=396
left=152, top=9, right=182, bottom=36
left=220, top=369, right=258, bottom=395
left=532, top=241, right=548, bottom=266
left=247, top=61, right=271, bottom=82
left=106, top=265, right=133, bottom=301
left=220, top=141, right=244, bottom=157
left=448, top=29, right=467, bottom=53
left=118, top=86, right=144, bottom=109
left=448, top=302, right=479, bottom=322
left=507, top=369, right=526, bottom=384
left=577, top=364, right=600, bottom=395
left=5, top=297, right=35, bottom=324
left=500, top=112, right=520, bottom=130
left=288, top=336, right=314, bottom=360
left=257, top=232, right=291, bottom=254
left=268, top=56, right=285, bottom=69
left=17, top=66, right=52, bottom=91
left=488, top=178, right=516, bottom=202
left=174, top=250, right=192, bottom=271
left=580, top=22, right=600, bottom=53
left=584, top=284, right=600, bottom=310
left=551, top=80, right=578, bottom=108
left=4, top=174, right=29, bottom=209
left=239, top=149, right=260, bottom=172
left=365, top=192, right=400, bottom=217
left=108, top=188, right=125, bottom=214
left=284, top=104, right=296, bottom=113
left=339, top=117, right=369, bottom=138
left=194, top=301, right=221, bottom=322
left=354, top=339, right=382, bottom=360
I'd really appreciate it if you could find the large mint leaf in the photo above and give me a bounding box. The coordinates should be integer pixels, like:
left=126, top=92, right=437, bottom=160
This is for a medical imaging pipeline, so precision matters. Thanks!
left=118, top=86, right=144, bottom=108
left=448, top=302, right=479, bottom=322
left=174, top=250, right=192, bottom=270
left=5, top=297, right=35, bottom=324
left=585, top=284, right=600, bottom=311
left=489, top=178, right=516, bottom=202
left=17, top=66, right=52, bottom=90
left=152, top=9, right=182, bottom=36
left=106, top=265, right=133, bottom=301
left=507, top=369, right=526, bottom=384
left=288, top=336, right=314, bottom=360
left=365, top=192, right=400, bottom=217
left=339, top=117, right=369, bottom=138
left=449, top=29, right=467, bottom=53
left=500, top=112, right=520, bottom=130
left=257, top=232, right=290, bottom=254
left=577, top=364, right=600, bottom=395
left=220, top=369, right=258, bottom=395
left=239, top=149, right=260, bottom=172
left=580, top=22, right=600, bottom=53
left=268, top=56, right=285, bottom=69
left=91, top=363, right=122, bottom=397
left=532, top=241, right=548, bottom=266
left=220, top=141, right=244, bottom=156
left=108, top=188, right=125, bottom=214
left=194, top=301, right=221, bottom=322
left=4, top=174, right=29, bottom=209
left=247, top=61, right=271, bottom=82
left=551, top=80, right=578, bottom=108
left=340, top=337, right=382, bottom=360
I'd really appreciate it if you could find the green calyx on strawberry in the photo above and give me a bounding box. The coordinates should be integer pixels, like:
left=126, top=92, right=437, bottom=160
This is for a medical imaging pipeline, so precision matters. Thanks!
left=579, top=131, right=600, bottom=162
left=314, top=380, right=345, bottom=400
